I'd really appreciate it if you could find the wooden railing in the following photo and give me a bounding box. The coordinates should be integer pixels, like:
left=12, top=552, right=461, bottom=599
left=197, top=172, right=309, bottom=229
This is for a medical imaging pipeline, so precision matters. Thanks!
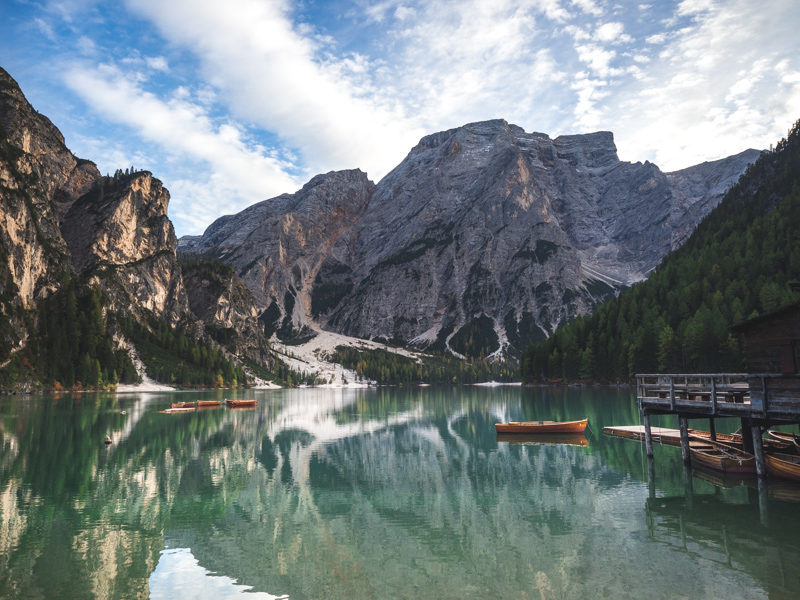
left=637, top=374, right=750, bottom=412
left=638, top=373, right=800, bottom=418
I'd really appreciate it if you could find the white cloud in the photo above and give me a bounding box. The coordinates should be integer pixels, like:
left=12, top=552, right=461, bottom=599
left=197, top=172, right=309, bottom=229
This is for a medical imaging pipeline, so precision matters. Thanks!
left=33, top=18, right=58, bottom=41
left=145, top=56, right=169, bottom=71
left=27, top=0, right=797, bottom=236
left=594, top=22, right=631, bottom=44
left=125, top=0, right=425, bottom=180
left=571, top=0, right=604, bottom=17
left=676, top=0, right=715, bottom=17
left=63, top=62, right=303, bottom=234
left=609, top=0, right=800, bottom=170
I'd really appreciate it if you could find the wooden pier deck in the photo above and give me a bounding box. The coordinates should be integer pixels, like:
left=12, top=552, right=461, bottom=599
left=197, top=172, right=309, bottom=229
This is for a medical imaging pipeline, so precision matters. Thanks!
left=637, top=373, right=800, bottom=477
left=603, top=425, right=682, bottom=446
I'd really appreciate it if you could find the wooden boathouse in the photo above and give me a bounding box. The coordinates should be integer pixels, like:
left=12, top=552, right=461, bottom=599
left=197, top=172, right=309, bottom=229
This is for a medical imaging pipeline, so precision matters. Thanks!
left=637, top=300, right=800, bottom=476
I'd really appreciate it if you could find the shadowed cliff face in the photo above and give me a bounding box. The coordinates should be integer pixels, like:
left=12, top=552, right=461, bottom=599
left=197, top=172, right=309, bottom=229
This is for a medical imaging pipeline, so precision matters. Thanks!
left=181, top=261, right=272, bottom=365
left=61, top=172, right=190, bottom=325
left=180, top=169, right=376, bottom=339
left=183, top=119, right=759, bottom=357
left=0, top=67, right=100, bottom=355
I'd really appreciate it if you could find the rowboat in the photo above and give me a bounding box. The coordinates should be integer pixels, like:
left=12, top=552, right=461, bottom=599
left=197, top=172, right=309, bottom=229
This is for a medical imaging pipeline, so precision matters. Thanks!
left=171, top=401, right=195, bottom=409
left=496, top=433, right=589, bottom=446
left=603, top=425, right=791, bottom=452
left=688, top=436, right=756, bottom=474
left=225, top=399, right=257, bottom=408
left=689, top=429, right=742, bottom=445
left=495, top=418, right=587, bottom=434
left=765, top=452, right=800, bottom=482
left=197, top=400, right=222, bottom=407
left=767, top=431, right=800, bottom=453
left=159, top=407, right=196, bottom=413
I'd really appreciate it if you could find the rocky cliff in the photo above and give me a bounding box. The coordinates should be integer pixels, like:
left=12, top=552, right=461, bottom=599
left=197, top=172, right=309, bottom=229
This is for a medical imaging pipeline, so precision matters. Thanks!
left=60, top=171, right=190, bottom=324
left=180, top=169, right=375, bottom=341
left=0, top=66, right=270, bottom=380
left=183, top=120, right=760, bottom=358
left=181, top=255, right=272, bottom=365
left=0, top=66, right=99, bottom=358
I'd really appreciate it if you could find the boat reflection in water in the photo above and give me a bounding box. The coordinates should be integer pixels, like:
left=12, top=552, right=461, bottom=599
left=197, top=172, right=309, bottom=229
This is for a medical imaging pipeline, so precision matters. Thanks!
left=495, top=432, right=589, bottom=447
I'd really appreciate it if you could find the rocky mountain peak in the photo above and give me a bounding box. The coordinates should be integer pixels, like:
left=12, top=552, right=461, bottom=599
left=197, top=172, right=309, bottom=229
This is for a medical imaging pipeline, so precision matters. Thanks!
left=184, top=119, right=761, bottom=358
left=554, top=131, right=618, bottom=170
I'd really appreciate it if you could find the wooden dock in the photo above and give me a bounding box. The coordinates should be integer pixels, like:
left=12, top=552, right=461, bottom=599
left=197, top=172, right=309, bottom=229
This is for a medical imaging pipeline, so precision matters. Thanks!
left=603, top=425, right=682, bottom=446
left=637, top=373, right=800, bottom=477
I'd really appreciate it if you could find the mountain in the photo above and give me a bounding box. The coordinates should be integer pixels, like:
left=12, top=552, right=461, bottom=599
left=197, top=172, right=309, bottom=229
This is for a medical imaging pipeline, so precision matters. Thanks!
left=182, top=119, right=760, bottom=358
left=521, top=119, right=800, bottom=382
left=0, top=66, right=269, bottom=390
left=0, top=67, right=99, bottom=353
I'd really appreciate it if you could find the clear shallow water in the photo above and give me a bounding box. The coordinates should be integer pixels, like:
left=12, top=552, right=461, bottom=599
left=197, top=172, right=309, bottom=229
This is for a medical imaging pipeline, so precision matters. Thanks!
left=1, top=386, right=798, bottom=599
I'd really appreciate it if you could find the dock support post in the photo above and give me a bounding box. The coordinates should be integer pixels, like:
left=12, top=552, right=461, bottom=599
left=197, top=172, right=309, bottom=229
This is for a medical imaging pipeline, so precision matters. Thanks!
left=683, top=463, right=694, bottom=510
left=643, top=413, right=654, bottom=458
left=648, top=457, right=656, bottom=500
left=757, top=476, right=769, bottom=527
left=742, top=419, right=755, bottom=454
left=709, top=419, right=717, bottom=442
left=679, top=417, right=691, bottom=465
left=751, top=425, right=766, bottom=478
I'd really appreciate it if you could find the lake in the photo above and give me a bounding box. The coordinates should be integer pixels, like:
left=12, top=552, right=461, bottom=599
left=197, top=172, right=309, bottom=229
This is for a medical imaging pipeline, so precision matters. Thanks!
left=1, top=386, right=799, bottom=599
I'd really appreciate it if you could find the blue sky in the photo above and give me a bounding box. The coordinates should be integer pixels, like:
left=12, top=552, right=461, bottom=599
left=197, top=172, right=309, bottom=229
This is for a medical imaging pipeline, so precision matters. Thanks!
left=2, top=0, right=799, bottom=237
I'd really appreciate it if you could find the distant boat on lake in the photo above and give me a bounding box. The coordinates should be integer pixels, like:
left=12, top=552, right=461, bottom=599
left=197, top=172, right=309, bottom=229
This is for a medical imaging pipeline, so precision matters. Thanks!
left=226, top=399, right=257, bottom=408
left=495, top=418, right=587, bottom=434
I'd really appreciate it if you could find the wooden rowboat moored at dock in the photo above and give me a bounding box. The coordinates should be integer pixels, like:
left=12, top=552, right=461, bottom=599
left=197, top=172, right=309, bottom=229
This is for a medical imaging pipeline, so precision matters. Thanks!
left=197, top=400, right=222, bottom=407
left=688, top=436, right=756, bottom=474
left=767, top=430, right=800, bottom=453
left=495, top=418, right=587, bottom=434
left=765, top=452, right=800, bottom=482
left=225, top=399, right=257, bottom=408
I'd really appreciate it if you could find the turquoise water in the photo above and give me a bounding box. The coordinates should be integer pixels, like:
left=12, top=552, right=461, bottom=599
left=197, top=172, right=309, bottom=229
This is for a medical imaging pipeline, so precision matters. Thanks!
left=0, top=386, right=798, bottom=599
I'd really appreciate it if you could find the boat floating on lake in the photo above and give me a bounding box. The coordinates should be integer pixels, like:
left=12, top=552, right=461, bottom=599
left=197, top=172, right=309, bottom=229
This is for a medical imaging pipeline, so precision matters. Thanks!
left=171, top=401, right=195, bottom=409
left=225, top=399, right=257, bottom=408
left=197, top=400, right=222, bottom=408
left=495, top=418, right=587, bottom=434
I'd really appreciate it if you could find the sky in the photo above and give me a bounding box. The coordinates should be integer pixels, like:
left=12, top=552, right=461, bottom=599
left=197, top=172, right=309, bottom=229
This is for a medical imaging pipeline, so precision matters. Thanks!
left=2, top=0, right=799, bottom=237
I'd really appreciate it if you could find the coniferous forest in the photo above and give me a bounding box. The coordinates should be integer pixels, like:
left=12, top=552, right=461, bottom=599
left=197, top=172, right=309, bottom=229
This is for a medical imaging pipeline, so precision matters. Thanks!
left=331, top=345, right=517, bottom=385
left=521, top=119, right=800, bottom=383
left=34, top=275, right=139, bottom=390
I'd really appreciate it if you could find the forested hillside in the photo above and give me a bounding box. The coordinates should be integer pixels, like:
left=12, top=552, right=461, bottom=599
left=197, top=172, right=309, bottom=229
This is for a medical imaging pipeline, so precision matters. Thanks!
left=521, top=119, right=800, bottom=382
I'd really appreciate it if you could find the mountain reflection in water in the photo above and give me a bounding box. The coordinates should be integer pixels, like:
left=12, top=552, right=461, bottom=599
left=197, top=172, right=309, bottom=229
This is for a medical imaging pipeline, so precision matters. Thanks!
left=1, top=386, right=799, bottom=599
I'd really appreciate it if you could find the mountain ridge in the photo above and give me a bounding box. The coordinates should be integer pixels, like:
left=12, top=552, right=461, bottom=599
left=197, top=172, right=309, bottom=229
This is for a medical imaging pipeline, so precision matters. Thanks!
left=182, top=118, right=761, bottom=358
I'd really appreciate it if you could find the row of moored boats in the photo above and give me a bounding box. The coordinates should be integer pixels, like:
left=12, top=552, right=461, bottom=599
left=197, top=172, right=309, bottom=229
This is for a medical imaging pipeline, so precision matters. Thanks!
left=160, top=399, right=257, bottom=413
left=605, top=425, right=800, bottom=481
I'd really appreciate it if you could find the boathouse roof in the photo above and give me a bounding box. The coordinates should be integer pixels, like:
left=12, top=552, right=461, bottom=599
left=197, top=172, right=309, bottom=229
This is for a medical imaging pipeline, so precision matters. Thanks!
left=729, top=301, right=800, bottom=332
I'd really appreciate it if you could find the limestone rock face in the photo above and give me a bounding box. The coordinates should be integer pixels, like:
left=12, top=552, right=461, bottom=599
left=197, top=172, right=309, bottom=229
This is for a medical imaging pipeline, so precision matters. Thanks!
left=0, top=68, right=99, bottom=305
left=183, top=120, right=759, bottom=358
left=181, top=260, right=272, bottom=365
left=179, top=169, right=375, bottom=338
left=0, top=67, right=101, bottom=355
left=61, top=172, right=190, bottom=324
